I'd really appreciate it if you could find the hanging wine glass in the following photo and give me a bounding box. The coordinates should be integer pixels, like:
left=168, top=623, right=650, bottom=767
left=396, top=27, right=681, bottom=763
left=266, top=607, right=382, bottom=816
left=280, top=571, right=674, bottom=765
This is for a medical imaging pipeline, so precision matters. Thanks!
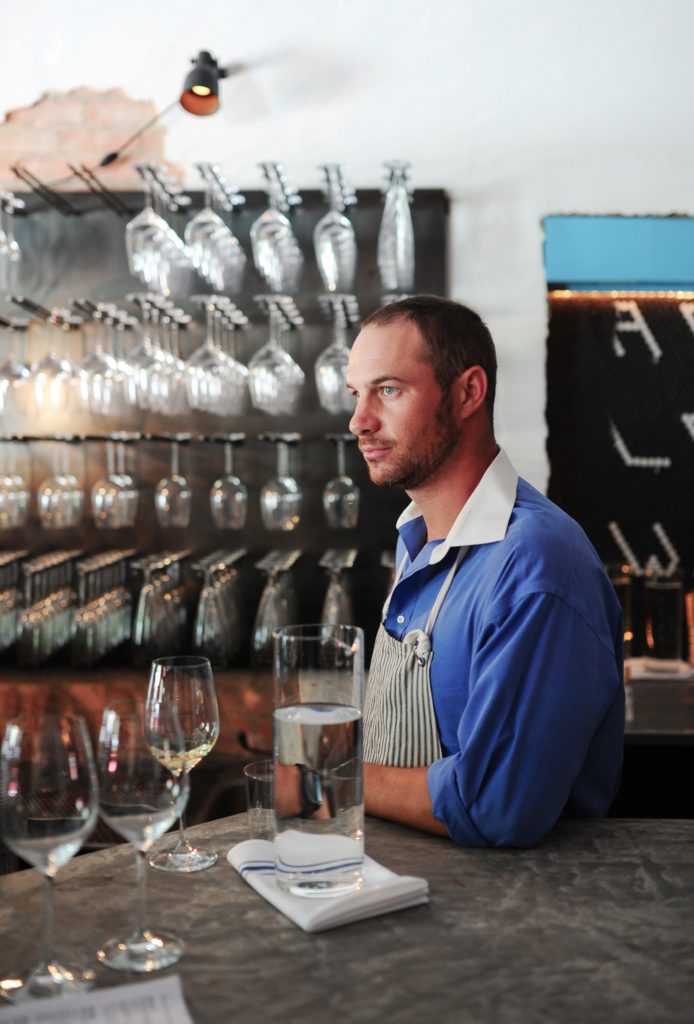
left=377, top=160, right=415, bottom=292
left=315, top=295, right=359, bottom=415
left=251, top=551, right=300, bottom=668
left=313, top=164, right=357, bottom=293
left=147, top=310, right=190, bottom=417
left=322, top=569, right=355, bottom=626
left=323, top=433, right=360, bottom=529
left=187, top=296, right=248, bottom=416
left=0, top=711, right=98, bottom=1001
left=210, top=434, right=248, bottom=529
left=0, top=316, right=31, bottom=416
left=91, top=434, right=139, bottom=529
left=0, top=440, right=30, bottom=530
left=154, top=436, right=192, bottom=528
left=186, top=164, right=247, bottom=293
left=259, top=432, right=302, bottom=531
left=0, top=191, right=24, bottom=293
left=249, top=296, right=305, bottom=415
left=37, top=438, right=84, bottom=530
left=250, top=162, right=303, bottom=293
left=31, top=312, right=83, bottom=414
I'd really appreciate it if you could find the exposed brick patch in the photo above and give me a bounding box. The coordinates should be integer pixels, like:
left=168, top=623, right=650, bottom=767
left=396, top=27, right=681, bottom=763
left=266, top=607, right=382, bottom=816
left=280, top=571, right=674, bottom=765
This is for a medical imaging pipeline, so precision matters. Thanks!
left=0, top=87, right=180, bottom=192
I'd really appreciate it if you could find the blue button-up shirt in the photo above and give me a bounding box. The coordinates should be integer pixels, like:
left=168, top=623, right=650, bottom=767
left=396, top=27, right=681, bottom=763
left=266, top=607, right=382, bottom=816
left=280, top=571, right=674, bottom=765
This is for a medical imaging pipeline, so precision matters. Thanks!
left=385, top=450, right=625, bottom=847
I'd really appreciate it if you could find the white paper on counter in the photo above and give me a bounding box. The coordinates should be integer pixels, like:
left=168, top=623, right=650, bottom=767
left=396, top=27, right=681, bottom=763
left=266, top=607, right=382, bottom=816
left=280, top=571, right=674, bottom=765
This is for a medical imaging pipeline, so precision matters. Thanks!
left=0, top=974, right=194, bottom=1024
left=227, top=837, right=429, bottom=933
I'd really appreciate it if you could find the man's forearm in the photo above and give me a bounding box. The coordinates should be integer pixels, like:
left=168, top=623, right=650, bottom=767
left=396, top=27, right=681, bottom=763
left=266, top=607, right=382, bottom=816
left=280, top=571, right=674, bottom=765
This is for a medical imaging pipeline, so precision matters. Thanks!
left=363, top=763, right=449, bottom=836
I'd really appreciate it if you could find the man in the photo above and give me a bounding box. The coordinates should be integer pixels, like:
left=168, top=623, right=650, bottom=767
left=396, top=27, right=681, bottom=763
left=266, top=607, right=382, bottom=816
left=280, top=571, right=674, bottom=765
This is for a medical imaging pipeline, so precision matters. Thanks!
left=347, top=295, right=624, bottom=848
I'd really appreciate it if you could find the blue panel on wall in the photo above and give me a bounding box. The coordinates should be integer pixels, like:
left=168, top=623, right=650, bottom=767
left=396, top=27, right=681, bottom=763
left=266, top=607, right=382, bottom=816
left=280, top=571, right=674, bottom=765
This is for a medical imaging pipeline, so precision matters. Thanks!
left=543, top=215, right=694, bottom=290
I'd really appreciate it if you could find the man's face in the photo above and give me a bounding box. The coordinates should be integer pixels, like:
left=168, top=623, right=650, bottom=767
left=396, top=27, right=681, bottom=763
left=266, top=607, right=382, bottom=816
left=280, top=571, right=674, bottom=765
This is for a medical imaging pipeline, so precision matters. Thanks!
left=347, top=318, right=461, bottom=491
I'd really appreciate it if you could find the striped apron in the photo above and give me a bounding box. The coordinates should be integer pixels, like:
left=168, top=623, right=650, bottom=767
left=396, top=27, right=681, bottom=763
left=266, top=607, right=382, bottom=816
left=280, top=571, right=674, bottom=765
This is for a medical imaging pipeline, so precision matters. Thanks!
left=364, top=546, right=467, bottom=767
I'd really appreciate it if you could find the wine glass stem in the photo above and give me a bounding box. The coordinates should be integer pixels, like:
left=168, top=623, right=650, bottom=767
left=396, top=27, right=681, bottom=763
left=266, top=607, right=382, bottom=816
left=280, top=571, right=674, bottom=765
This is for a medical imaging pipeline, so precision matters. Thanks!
left=173, top=807, right=192, bottom=854
left=336, top=440, right=346, bottom=477
left=133, top=847, right=148, bottom=939
left=39, top=873, right=56, bottom=967
left=277, top=442, right=289, bottom=478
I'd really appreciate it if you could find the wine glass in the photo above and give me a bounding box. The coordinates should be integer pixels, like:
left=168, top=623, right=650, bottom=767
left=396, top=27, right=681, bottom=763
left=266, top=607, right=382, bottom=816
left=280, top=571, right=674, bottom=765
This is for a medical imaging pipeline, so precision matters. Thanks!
left=0, top=711, right=99, bottom=1001
left=250, top=162, right=303, bottom=293
left=145, top=655, right=220, bottom=872
left=210, top=436, right=248, bottom=529
left=37, top=440, right=84, bottom=530
left=321, top=569, right=355, bottom=626
left=260, top=433, right=302, bottom=532
left=251, top=566, right=299, bottom=669
left=154, top=437, right=192, bottom=528
left=97, top=699, right=189, bottom=972
left=323, top=434, right=360, bottom=528
left=377, top=160, right=415, bottom=292
left=0, top=316, right=31, bottom=417
left=0, top=440, right=30, bottom=530
left=249, top=303, right=305, bottom=415
left=315, top=298, right=358, bottom=415
left=313, top=164, right=357, bottom=293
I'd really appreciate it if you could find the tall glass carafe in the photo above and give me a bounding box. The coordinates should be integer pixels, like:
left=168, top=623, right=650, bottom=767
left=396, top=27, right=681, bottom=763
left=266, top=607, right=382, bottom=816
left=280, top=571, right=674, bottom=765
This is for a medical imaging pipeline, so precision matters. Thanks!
left=377, top=160, right=415, bottom=293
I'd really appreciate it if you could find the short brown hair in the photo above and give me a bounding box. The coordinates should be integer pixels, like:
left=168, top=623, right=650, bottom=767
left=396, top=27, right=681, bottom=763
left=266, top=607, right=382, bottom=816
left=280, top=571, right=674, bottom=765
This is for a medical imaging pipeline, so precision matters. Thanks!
left=362, top=295, right=497, bottom=420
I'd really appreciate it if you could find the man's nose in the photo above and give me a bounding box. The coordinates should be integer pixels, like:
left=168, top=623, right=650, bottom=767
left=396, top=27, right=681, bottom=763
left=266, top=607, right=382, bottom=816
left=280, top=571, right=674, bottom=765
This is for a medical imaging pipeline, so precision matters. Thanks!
left=349, top=395, right=378, bottom=436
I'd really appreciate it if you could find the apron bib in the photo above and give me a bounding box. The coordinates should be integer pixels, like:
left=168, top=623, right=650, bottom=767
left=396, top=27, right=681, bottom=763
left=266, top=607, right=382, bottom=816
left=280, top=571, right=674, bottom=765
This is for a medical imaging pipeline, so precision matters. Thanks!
left=364, top=546, right=467, bottom=767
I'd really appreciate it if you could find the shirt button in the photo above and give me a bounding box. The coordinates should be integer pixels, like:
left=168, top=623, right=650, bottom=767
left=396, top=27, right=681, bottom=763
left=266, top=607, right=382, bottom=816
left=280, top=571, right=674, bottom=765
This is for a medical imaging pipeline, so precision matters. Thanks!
left=396, top=615, right=405, bottom=624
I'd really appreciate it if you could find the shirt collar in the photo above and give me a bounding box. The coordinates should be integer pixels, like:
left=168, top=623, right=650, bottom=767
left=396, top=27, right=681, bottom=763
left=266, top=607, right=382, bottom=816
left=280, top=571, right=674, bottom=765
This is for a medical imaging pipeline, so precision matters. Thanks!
left=396, top=448, right=519, bottom=565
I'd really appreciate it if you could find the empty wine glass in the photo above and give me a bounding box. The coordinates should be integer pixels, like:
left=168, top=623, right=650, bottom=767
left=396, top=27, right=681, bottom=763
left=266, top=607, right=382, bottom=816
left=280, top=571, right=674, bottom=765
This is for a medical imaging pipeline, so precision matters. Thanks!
left=314, top=164, right=357, bottom=293
left=251, top=553, right=300, bottom=668
left=260, top=433, right=302, bottom=532
left=154, top=437, right=192, bottom=528
left=37, top=439, right=84, bottom=530
left=97, top=699, right=189, bottom=972
left=377, top=160, right=415, bottom=292
left=210, top=435, right=248, bottom=529
left=0, top=191, right=24, bottom=293
left=186, top=164, right=247, bottom=293
left=187, top=297, right=248, bottom=415
left=322, top=569, right=355, bottom=626
left=192, top=554, right=245, bottom=666
left=315, top=296, right=359, bottom=415
left=126, top=166, right=191, bottom=295
left=249, top=299, right=305, bottom=415
left=31, top=313, right=82, bottom=414
left=0, top=711, right=98, bottom=1001
left=0, top=441, right=30, bottom=530
left=145, top=655, right=220, bottom=872
left=0, top=316, right=31, bottom=416
left=323, top=433, right=360, bottom=528
left=91, top=435, right=140, bottom=529
left=250, top=162, right=303, bottom=293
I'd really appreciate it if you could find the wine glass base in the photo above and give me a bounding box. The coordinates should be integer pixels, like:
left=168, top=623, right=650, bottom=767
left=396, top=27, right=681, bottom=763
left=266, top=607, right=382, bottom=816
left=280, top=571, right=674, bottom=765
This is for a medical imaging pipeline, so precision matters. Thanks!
left=0, top=960, right=95, bottom=1002
left=97, top=930, right=184, bottom=973
left=149, top=846, right=218, bottom=873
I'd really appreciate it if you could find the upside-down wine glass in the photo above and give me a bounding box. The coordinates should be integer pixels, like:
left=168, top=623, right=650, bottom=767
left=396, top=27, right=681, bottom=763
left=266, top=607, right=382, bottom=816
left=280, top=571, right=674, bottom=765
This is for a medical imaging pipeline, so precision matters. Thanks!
left=260, top=433, right=302, bottom=532
left=313, top=164, right=357, bottom=293
left=97, top=699, right=189, bottom=972
left=323, top=433, right=360, bottom=528
left=0, top=316, right=30, bottom=417
left=249, top=299, right=305, bottom=415
left=250, top=162, right=303, bottom=293
left=210, top=435, right=248, bottom=529
left=0, top=711, right=98, bottom=1002
left=145, top=655, right=221, bottom=872
left=315, top=296, right=358, bottom=415
left=154, top=436, right=192, bottom=529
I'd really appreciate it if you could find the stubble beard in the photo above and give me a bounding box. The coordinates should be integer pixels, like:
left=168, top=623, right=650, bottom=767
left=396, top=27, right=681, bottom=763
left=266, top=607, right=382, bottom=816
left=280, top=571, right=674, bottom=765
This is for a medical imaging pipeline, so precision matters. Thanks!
left=365, top=389, right=461, bottom=491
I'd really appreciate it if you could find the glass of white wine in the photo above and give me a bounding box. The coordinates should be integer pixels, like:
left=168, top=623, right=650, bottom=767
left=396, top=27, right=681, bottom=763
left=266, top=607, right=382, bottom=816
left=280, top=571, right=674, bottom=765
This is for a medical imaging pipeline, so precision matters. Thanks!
left=146, top=655, right=220, bottom=872
left=97, top=699, right=189, bottom=973
left=0, top=711, right=99, bottom=1002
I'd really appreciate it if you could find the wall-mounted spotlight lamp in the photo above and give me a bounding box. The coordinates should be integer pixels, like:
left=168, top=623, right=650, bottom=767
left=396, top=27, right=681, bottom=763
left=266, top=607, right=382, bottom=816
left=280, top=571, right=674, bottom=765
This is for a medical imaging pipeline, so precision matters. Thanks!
left=180, top=50, right=228, bottom=116
left=99, top=49, right=231, bottom=167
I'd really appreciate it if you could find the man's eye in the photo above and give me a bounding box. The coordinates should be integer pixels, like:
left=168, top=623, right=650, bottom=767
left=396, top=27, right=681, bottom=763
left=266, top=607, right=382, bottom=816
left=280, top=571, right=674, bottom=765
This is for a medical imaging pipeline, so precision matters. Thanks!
left=381, top=385, right=398, bottom=397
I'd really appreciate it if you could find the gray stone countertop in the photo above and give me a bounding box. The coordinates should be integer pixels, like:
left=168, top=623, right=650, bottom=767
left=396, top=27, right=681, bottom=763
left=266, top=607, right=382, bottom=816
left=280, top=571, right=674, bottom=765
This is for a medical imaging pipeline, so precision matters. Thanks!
left=1, top=815, right=693, bottom=1024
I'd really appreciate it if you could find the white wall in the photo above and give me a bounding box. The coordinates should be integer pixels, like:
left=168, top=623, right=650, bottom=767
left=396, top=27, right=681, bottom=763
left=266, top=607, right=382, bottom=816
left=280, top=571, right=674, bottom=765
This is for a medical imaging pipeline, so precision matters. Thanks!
left=2, top=0, right=692, bottom=489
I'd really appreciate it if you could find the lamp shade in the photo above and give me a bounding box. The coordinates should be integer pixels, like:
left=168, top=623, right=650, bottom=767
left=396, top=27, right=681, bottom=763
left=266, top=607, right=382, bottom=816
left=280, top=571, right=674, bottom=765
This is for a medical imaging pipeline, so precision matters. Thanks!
left=180, top=51, right=222, bottom=116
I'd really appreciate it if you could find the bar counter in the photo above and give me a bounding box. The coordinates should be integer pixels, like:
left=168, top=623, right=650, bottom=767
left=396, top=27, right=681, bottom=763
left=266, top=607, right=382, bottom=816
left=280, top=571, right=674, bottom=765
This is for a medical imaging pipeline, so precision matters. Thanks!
left=1, top=814, right=692, bottom=1023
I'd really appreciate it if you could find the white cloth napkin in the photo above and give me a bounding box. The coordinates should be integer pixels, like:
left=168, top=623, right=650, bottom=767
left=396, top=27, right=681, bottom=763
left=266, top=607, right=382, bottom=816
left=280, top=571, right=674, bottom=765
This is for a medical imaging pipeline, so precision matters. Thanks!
left=227, top=838, right=429, bottom=933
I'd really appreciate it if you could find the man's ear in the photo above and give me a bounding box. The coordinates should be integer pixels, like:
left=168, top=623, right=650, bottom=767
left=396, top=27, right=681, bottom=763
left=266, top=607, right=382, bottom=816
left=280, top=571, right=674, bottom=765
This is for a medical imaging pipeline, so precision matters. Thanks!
left=453, top=365, right=488, bottom=421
